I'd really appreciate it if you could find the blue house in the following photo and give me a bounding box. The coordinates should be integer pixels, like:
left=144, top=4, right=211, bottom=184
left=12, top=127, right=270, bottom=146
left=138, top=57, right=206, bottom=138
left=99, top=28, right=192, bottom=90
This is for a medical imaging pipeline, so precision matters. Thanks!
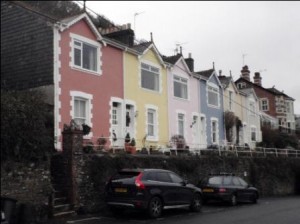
left=196, top=69, right=225, bottom=149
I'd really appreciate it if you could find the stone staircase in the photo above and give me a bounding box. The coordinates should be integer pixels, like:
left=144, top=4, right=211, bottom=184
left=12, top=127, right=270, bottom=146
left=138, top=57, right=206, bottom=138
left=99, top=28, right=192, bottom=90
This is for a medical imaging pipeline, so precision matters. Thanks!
left=49, top=154, right=76, bottom=218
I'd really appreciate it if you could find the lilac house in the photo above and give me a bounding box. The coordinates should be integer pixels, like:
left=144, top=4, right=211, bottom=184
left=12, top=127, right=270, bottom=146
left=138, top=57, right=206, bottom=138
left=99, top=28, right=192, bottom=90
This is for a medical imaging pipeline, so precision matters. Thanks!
left=163, top=53, right=203, bottom=151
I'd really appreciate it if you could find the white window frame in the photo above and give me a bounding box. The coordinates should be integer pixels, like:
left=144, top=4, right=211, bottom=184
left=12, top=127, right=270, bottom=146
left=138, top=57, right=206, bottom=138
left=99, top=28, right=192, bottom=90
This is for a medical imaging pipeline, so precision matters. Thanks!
left=146, top=105, right=158, bottom=141
left=260, top=98, right=269, bottom=111
left=70, top=91, right=93, bottom=139
left=70, top=33, right=102, bottom=75
left=140, top=61, right=161, bottom=93
left=249, top=100, right=256, bottom=116
left=177, top=112, right=186, bottom=137
left=112, top=103, right=118, bottom=125
left=229, top=90, right=234, bottom=111
left=207, top=83, right=220, bottom=108
left=238, top=82, right=246, bottom=89
left=251, top=126, right=256, bottom=142
left=173, top=75, right=188, bottom=100
left=211, top=118, right=219, bottom=144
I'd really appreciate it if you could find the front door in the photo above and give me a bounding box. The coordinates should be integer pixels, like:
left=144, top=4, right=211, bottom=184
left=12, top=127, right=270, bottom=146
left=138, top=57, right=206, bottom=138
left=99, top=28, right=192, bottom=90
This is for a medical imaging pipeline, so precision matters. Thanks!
left=200, top=116, right=207, bottom=149
left=125, top=105, right=135, bottom=138
left=192, top=115, right=200, bottom=149
left=111, top=102, right=123, bottom=147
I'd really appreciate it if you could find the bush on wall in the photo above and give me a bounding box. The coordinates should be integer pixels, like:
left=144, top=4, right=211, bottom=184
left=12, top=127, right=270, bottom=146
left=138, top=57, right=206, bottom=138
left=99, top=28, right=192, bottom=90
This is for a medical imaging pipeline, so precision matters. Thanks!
left=1, top=89, right=54, bottom=162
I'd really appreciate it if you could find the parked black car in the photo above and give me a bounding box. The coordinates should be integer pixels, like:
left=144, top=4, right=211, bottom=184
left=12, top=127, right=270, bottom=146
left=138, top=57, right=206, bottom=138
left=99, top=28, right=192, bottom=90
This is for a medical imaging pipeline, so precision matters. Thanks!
left=198, top=173, right=259, bottom=206
left=104, top=168, right=202, bottom=218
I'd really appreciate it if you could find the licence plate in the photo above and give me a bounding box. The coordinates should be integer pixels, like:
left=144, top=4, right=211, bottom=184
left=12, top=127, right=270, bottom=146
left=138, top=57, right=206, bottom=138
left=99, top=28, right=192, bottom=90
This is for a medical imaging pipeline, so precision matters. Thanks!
left=203, top=188, right=214, bottom=193
left=114, top=188, right=127, bottom=193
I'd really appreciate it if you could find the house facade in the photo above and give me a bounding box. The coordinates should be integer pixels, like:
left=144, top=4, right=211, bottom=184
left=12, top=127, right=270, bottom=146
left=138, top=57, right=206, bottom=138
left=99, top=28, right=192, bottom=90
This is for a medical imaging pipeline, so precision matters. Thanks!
left=123, top=42, right=169, bottom=149
left=219, top=75, right=243, bottom=145
left=1, top=2, right=125, bottom=150
left=164, top=53, right=201, bottom=150
left=196, top=69, right=225, bottom=148
left=235, top=65, right=295, bottom=134
left=239, top=88, right=262, bottom=149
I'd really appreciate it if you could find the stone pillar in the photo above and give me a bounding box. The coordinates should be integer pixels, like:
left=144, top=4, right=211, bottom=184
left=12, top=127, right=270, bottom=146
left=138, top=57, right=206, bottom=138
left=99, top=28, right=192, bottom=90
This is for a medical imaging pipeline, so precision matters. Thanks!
left=62, top=129, right=83, bottom=209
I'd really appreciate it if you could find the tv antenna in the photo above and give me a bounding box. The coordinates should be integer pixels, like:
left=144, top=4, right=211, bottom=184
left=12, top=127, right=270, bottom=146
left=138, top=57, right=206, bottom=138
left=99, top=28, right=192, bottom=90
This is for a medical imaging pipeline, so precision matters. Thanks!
left=174, top=41, right=188, bottom=54
left=134, top=11, right=145, bottom=34
left=242, top=53, right=247, bottom=65
left=259, top=69, right=267, bottom=73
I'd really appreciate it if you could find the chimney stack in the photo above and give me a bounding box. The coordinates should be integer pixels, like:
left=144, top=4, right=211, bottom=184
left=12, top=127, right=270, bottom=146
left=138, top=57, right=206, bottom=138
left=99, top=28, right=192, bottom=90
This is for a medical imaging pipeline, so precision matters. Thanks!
left=241, top=65, right=250, bottom=81
left=185, top=53, right=194, bottom=72
left=253, top=72, right=262, bottom=86
left=219, top=70, right=222, bottom=77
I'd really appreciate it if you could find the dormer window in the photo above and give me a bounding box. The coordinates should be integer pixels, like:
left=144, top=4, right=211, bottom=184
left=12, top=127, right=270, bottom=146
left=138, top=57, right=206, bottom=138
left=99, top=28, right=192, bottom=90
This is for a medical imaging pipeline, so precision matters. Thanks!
left=237, top=82, right=246, bottom=89
left=141, top=63, right=160, bottom=92
left=207, top=84, right=219, bottom=108
left=173, top=75, right=188, bottom=99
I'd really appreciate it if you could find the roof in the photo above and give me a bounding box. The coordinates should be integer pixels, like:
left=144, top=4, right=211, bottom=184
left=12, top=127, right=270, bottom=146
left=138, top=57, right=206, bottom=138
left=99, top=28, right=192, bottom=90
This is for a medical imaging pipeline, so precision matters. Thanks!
left=161, top=54, right=182, bottom=65
left=235, top=77, right=294, bottom=101
left=196, top=69, right=215, bottom=79
left=267, top=87, right=294, bottom=100
left=130, top=41, right=152, bottom=53
left=218, top=75, right=232, bottom=89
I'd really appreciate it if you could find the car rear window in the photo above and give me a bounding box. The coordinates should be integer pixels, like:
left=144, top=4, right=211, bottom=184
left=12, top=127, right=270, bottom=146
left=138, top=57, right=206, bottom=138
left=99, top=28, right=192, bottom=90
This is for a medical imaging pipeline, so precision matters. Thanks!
left=208, top=176, right=222, bottom=185
left=111, top=171, right=141, bottom=180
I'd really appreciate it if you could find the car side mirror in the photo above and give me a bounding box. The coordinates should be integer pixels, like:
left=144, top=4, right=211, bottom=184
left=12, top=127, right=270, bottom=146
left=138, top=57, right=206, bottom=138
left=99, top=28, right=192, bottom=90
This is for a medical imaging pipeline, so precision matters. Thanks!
left=182, top=179, right=188, bottom=186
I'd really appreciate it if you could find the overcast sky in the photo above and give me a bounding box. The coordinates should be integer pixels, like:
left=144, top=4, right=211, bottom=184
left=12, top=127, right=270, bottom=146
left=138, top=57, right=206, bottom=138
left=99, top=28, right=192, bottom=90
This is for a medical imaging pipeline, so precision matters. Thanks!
left=79, top=1, right=300, bottom=114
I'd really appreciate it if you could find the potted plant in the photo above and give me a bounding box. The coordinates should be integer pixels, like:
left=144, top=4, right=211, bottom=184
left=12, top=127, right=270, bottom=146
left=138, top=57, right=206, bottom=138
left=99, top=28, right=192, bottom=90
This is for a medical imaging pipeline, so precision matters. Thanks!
left=97, top=135, right=107, bottom=151
left=129, top=138, right=136, bottom=154
left=82, top=123, right=91, bottom=135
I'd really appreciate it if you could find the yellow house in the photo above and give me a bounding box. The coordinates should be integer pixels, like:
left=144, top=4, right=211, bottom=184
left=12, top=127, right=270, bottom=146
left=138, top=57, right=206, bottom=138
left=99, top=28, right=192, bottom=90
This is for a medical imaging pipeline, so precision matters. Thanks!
left=123, top=41, right=169, bottom=150
left=219, top=75, right=243, bottom=145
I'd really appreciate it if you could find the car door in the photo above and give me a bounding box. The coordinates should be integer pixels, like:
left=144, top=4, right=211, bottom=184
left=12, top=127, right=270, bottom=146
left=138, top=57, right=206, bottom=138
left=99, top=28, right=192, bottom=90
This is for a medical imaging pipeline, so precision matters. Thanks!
left=232, top=177, right=244, bottom=200
left=237, top=177, right=253, bottom=201
left=169, top=172, right=193, bottom=205
left=154, top=171, right=178, bottom=206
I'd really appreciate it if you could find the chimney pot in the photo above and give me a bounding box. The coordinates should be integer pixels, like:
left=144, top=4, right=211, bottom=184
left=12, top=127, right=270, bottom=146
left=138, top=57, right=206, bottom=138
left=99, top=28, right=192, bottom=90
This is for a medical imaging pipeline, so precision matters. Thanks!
left=253, top=72, right=262, bottom=86
left=241, top=65, right=250, bottom=81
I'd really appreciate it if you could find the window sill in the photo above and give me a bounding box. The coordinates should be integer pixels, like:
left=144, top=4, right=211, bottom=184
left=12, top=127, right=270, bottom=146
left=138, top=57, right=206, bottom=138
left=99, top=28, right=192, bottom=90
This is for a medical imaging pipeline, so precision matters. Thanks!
left=208, top=104, right=220, bottom=109
left=173, top=96, right=189, bottom=102
left=141, top=87, right=161, bottom=94
left=71, top=66, right=101, bottom=76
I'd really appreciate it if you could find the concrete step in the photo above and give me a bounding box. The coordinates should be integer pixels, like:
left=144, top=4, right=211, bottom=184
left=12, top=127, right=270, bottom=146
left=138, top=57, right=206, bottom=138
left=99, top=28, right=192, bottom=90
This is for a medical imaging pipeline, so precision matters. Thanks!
left=54, top=204, right=73, bottom=213
left=54, top=197, right=67, bottom=205
left=53, top=210, right=76, bottom=218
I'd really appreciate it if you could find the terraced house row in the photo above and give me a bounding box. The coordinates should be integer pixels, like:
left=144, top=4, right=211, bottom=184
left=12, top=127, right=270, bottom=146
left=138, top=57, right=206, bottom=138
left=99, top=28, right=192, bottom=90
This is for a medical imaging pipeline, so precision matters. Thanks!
left=1, top=1, right=295, bottom=152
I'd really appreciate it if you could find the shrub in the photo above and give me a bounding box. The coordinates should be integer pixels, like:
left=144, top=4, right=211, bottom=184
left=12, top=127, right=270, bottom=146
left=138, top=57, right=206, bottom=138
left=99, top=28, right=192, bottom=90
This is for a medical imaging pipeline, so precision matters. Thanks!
left=1, top=89, right=53, bottom=162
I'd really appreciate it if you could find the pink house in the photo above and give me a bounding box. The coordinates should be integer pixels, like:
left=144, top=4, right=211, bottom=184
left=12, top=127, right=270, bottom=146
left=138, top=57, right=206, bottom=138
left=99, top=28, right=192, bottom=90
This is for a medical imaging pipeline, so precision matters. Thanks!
left=1, top=1, right=126, bottom=151
left=55, top=13, right=124, bottom=150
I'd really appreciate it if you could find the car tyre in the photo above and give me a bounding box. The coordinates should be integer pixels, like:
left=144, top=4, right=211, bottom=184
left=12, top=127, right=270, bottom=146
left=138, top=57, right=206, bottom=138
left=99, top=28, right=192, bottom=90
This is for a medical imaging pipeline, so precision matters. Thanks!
left=148, top=196, right=163, bottom=218
left=251, top=193, right=258, bottom=204
left=190, top=193, right=202, bottom=212
left=109, top=206, right=124, bottom=216
left=230, top=194, right=237, bottom=206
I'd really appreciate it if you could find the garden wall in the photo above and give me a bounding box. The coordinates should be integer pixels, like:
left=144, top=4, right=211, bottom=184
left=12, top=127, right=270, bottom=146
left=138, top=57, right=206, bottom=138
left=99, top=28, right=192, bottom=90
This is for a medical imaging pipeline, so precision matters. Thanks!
left=1, top=161, right=51, bottom=223
left=69, top=153, right=300, bottom=213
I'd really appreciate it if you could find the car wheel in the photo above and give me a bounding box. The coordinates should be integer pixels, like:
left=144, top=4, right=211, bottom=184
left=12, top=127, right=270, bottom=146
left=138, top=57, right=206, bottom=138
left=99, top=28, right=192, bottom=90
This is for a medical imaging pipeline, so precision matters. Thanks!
left=109, top=206, right=124, bottom=216
left=251, top=193, right=258, bottom=204
left=230, top=194, right=237, bottom=206
left=190, top=193, right=202, bottom=212
left=148, top=196, right=163, bottom=218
